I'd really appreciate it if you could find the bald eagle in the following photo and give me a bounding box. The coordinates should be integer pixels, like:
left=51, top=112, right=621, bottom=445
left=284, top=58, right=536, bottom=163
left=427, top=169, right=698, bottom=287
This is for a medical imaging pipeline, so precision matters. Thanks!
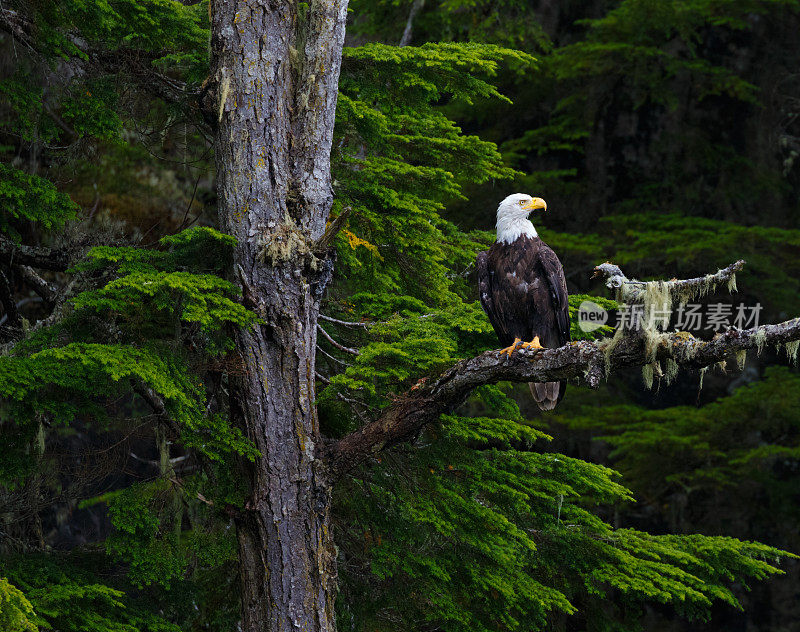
left=477, top=194, right=570, bottom=411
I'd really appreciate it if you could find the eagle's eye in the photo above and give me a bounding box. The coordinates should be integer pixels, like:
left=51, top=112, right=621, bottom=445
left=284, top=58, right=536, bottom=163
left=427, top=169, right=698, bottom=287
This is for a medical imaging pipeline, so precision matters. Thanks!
left=518, top=200, right=525, bottom=206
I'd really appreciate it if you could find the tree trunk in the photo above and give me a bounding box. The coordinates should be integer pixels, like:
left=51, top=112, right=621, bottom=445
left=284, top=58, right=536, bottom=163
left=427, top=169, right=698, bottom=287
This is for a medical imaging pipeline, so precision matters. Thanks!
left=209, top=1, right=348, bottom=630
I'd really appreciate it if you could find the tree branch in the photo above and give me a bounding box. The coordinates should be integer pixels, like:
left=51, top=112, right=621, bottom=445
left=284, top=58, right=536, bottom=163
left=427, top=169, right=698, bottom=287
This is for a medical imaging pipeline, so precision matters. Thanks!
left=0, top=8, right=197, bottom=108
left=0, top=269, right=20, bottom=328
left=319, top=313, right=368, bottom=328
left=0, top=235, right=71, bottom=271
left=325, top=259, right=800, bottom=479
left=399, top=0, right=426, bottom=47
left=15, top=265, right=58, bottom=307
left=317, top=323, right=360, bottom=356
left=325, top=318, right=800, bottom=478
left=594, top=259, right=744, bottom=300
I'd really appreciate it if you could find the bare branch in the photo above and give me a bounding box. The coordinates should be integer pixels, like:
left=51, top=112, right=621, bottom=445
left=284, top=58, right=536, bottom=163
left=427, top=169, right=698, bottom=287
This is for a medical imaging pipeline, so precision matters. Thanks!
left=133, top=384, right=181, bottom=437
left=0, top=269, right=20, bottom=327
left=319, top=313, right=369, bottom=328
left=317, top=323, right=360, bottom=356
left=325, top=259, right=796, bottom=478
left=315, top=371, right=331, bottom=385
left=0, top=8, right=36, bottom=50
left=0, top=235, right=71, bottom=271
left=399, top=0, right=426, bottom=47
left=316, top=343, right=352, bottom=366
left=15, top=265, right=58, bottom=307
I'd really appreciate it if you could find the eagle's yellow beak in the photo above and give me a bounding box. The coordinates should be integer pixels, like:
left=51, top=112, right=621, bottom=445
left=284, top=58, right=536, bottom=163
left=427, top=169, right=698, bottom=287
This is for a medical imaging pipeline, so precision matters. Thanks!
left=522, top=197, right=547, bottom=212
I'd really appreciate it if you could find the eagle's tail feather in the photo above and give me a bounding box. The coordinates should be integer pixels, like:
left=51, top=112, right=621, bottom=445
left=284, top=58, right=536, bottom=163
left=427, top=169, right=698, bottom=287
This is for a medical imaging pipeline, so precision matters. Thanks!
left=529, top=381, right=566, bottom=411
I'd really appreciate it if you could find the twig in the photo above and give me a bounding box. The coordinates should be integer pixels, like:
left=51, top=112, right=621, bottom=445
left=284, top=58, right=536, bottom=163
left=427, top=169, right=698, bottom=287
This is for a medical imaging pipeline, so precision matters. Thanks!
left=317, top=323, right=360, bottom=356
left=319, top=313, right=369, bottom=328
left=317, top=344, right=352, bottom=366
left=315, top=371, right=331, bottom=385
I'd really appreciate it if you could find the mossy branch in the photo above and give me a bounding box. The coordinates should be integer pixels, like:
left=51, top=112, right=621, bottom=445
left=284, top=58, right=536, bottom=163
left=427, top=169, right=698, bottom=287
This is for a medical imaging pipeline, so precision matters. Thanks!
left=325, top=260, right=800, bottom=478
left=593, top=259, right=744, bottom=303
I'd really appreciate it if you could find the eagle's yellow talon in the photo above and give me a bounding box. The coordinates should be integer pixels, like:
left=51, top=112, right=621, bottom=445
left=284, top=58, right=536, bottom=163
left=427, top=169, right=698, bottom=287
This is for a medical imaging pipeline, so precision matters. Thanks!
left=520, top=336, right=543, bottom=350
left=500, top=337, right=522, bottom=357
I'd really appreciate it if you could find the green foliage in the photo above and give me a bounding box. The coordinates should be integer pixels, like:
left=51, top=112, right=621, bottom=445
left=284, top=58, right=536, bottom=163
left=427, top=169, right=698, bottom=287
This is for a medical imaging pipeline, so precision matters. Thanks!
left=0, top=163, right=78, bottom=240
left=333, top=43, right=529, bottom=307
left=71, top=226, right=256, bottom=353
left=3, top=554, right=181, bottom=632
left=560, top=367, right=800, bottom=507
left=105, top=479, right=237, bottom=589
left=28, top=0, right=209, bottom=69
left=336, top=386, right=791, bottom=631
left=60, top=77, right=122, bottom=140
left=0, top=577, right=37, bottom=632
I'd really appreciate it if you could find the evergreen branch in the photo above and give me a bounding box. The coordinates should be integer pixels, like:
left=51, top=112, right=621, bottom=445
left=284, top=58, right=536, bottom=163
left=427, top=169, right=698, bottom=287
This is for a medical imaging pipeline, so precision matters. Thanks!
left=326, top=317, right=800, bottom=478
left=0, top=8, right=197, bottom=107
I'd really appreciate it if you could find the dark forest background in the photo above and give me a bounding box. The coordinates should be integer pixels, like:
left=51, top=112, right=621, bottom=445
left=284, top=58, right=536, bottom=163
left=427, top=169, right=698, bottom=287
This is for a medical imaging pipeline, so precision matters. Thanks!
left=2, top=0, right=800, bottom=630
left=362, top=2, right=800, bottom=629
left=360, top=2, right=800, bottom=629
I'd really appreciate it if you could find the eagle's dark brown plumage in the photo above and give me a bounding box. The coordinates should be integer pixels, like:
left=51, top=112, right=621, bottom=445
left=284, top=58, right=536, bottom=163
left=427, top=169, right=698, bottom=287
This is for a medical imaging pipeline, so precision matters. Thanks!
left=477, top=235, right=570, bottom=410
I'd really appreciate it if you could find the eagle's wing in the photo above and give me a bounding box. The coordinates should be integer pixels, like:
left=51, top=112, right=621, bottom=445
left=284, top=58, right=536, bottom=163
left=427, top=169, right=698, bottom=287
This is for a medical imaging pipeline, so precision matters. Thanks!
left=537, top=243, right=570, bottom=346
left=477, top=250, right=511, bottom=345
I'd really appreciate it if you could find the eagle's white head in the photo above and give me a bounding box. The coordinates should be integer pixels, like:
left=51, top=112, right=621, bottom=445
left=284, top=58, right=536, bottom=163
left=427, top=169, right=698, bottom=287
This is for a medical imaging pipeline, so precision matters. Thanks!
left=495, top=193, right=547, bottom=244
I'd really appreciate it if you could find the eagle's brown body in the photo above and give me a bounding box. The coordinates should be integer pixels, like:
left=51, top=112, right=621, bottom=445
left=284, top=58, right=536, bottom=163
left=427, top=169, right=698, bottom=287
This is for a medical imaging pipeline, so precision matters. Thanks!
left=477, top=235, right=570, bottom=410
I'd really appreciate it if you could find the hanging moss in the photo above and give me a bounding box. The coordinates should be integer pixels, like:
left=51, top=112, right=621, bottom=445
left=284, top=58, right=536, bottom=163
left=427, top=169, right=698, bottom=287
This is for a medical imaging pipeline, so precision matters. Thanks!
left=753, top=328, right=768, bottom=355
left=664, top=357, right=679, bottom=385
left=600, top=325, right=626, bottom=375
left=699, top=366, right=709, bottom=391
left=643, top=280, right=672, bottom=331
left=728, top=273, right=738, bottom=294
left=784, top=340, right=799, bottom=366
left=642, top=362, right=655, bottom=390
left=736, top=349, right=747, bottom=370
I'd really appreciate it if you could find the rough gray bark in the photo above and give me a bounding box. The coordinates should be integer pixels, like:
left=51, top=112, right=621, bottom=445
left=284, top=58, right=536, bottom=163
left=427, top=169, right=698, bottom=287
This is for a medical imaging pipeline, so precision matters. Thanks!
left=209, top=1, right=348, bottom=631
